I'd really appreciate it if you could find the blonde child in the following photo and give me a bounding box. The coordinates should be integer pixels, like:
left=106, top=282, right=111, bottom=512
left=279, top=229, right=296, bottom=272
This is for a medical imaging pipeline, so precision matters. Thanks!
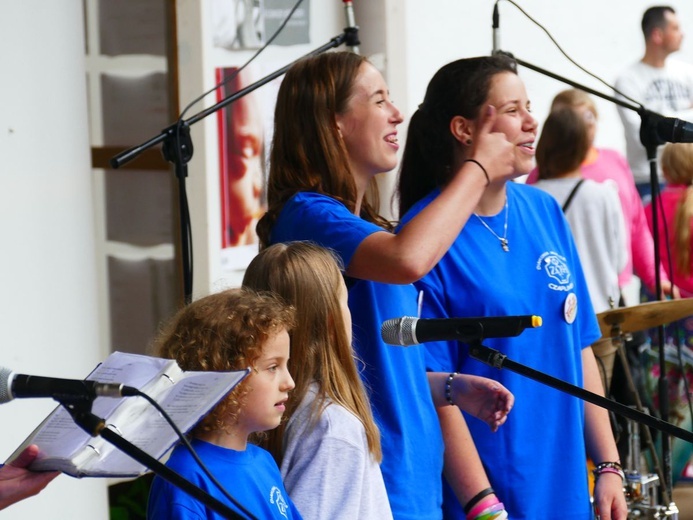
left=242, top=241, right=392, bottom=519
left=147, top=288, right=302, bottom=519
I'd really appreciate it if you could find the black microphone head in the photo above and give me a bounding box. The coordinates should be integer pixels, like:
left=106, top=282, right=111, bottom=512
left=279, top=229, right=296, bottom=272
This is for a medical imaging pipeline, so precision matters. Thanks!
left=381, top=317, right=418, bottom=346
left=0, top=366, right=14, bottom=404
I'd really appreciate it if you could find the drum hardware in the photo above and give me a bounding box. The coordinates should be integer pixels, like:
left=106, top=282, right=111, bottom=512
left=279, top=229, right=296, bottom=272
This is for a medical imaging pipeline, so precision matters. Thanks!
left=622, top=416, right=679, bottom=519
left=593, top=300, right=693, bottom=519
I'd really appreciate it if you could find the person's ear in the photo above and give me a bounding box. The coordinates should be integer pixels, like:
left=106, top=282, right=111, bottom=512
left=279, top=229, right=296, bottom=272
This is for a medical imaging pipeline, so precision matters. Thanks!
left=651, top=27, right=664, bottom=46
left=334, top=114, right=345, bottom=139
left=450, top=115, right=475, bottom=146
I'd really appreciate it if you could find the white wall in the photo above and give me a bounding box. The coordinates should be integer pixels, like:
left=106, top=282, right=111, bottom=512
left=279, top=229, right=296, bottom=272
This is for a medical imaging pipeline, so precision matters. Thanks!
left=0, top=1, right=108, bottom=519
left=394, top=0, right=693, bottom=158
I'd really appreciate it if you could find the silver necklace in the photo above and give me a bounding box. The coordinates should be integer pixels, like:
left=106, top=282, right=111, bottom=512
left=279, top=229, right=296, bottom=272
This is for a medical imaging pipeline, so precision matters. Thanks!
left=473, top=198, right=509, bottom=252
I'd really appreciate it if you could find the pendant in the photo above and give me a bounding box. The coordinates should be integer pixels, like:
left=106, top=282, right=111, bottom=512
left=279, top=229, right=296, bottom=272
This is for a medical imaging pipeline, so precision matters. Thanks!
left=500, top=238, right=509, bottom=252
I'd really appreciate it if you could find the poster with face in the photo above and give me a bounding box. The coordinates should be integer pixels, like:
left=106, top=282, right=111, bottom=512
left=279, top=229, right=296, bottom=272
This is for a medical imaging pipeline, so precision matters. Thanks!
left=217, top=67, right=266, bottom=250
left=217, top=65, right=280, bottom=274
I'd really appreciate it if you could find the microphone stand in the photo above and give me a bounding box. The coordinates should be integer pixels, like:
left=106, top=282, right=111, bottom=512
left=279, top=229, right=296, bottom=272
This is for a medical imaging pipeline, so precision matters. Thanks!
left=498, top=51, right=676, bottom=499
left=57, top=397, right=248, bottom=519
left=468, top=341, right=693, bottom=445
left=469, top=340, right=684, bottom=516
left=109, top=28, right=360, bottom=304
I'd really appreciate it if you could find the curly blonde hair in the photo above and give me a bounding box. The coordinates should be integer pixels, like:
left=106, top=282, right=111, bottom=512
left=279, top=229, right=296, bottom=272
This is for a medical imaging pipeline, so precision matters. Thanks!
left=154, top=288, right=295, bottom=435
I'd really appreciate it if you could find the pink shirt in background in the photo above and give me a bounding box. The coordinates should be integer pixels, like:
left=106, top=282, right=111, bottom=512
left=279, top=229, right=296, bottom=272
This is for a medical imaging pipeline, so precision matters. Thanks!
left=527, top=147, right=663, bottom=292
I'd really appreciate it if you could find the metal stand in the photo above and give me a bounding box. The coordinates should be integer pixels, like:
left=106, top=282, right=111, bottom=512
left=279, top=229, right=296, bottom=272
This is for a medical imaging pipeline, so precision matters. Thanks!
left=109, top=28, right=360, bottom=304
left=469, top=340, right=690, bottom=518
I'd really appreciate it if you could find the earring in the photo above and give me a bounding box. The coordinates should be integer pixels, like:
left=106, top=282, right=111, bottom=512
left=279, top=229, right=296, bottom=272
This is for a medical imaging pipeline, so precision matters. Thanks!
left=465, top=139, right=472, bottom=146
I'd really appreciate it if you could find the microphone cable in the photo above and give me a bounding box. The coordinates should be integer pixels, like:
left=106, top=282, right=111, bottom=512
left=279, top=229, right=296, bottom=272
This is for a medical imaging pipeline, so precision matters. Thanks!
left=130, top=388, right=259, bottom=520
left=495, top=0, right=642, bottom=107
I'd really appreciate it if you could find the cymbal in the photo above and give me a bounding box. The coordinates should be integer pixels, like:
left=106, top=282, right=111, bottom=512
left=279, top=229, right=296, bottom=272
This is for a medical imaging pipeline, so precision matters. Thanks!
left=597, top=298, right=693, bottom=337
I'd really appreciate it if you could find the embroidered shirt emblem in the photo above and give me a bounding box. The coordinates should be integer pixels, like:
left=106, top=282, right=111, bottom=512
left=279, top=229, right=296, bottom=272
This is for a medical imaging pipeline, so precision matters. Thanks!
left=270, top=486, right=289, bottom=518
left=536, top=251, right=574, bottom=292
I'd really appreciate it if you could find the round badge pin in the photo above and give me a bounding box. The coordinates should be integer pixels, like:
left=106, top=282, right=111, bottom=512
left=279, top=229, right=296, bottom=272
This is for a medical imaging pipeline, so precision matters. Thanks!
left=563, top=293, right=578, bottom=324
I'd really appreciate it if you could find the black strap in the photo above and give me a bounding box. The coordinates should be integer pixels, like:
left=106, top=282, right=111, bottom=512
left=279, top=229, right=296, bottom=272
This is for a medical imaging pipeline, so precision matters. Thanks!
left=561, top=179, right=585, bottom=213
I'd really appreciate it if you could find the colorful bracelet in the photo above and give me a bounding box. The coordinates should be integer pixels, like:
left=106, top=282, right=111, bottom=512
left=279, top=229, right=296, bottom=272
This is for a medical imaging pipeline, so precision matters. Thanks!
left=463, top=487, right=495, bottom=515
left=445, top=372, right=458, bottom=406
left=464, top=159, right=491, bottom=186
left=592, top=461, right=625, bottom=482
left=471, top=501, right=506, bottom=520
left=467, top=496, right=500, bottom=519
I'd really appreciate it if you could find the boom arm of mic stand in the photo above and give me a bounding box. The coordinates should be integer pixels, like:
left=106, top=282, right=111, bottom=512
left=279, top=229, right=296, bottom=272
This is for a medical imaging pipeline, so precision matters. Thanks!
left=109, top=30, right=355, bottom=304
left=469, top=343, right=693, bottom=445
left=110, top=31, right=353, bottom=169
left=61, top=400, right=248, bottom=520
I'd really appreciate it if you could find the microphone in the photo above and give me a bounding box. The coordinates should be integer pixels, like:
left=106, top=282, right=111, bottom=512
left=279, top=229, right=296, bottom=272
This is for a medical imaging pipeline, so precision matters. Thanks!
left=657, top=116, right=693, bottom=143
left=0, top=366, right=138, bottom=404
left=342, top=0, right=360, bottom=54
left=492, top=2, right=500, bottom=55
left=381, top=315, right=542, bottom=346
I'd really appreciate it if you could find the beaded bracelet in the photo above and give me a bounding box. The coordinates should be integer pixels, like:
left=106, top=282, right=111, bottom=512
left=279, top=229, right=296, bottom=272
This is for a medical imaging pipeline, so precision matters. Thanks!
left=592, top=461, right=625, bottom=482
left=445, top=372, right=458, bottom=406
left=463, top=159, right=491, bottom=186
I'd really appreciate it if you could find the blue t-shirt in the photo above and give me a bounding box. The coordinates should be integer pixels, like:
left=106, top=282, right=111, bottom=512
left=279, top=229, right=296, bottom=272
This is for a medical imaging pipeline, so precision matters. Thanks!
left=271, top=191, right=444, bottom=520
left=147, top=439, right=302, bottom=519
left=401, top=182, right=601, bottom=520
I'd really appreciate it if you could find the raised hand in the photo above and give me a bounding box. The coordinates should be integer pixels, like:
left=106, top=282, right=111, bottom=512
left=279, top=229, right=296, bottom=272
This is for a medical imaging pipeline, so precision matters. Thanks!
left=469, top=105, right=516, bottom=184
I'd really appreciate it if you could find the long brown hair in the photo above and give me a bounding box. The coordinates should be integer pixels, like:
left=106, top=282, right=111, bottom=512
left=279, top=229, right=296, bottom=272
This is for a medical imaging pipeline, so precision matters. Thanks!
left=154, top=288, right=295, bottom=436
left=242, top=242, right=382, bottom=462
left=661, top=143, right=693, bottom=276
left=257, top=51, right=391, bottom=248
left=396, top=55, right=517, bottom=218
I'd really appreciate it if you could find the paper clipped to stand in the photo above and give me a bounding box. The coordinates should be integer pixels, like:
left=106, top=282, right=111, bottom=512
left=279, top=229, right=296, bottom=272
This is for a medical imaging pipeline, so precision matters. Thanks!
left=7, top=351, right=249, bottom=478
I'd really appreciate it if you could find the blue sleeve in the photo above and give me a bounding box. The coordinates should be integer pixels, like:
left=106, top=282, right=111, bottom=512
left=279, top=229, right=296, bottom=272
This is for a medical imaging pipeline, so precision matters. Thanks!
left=271, top=192, right=384, bottom=268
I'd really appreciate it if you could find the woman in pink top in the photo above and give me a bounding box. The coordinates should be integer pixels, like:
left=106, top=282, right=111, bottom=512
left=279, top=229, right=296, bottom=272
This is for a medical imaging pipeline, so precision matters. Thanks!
left=525, top=89, right=670, bottom=299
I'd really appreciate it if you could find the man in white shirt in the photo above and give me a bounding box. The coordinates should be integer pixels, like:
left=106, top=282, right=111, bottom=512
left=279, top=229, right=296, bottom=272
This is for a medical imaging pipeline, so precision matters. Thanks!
left=615, top=6, right=693, bottom=203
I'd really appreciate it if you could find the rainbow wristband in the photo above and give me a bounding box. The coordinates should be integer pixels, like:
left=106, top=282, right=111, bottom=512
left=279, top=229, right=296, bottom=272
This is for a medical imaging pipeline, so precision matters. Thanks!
left=474, top=503, right=507, bottom=520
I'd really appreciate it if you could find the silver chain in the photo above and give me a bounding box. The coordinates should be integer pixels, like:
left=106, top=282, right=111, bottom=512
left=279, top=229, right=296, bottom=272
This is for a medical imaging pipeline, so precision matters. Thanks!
left=472, top=197, right=509, bottom=252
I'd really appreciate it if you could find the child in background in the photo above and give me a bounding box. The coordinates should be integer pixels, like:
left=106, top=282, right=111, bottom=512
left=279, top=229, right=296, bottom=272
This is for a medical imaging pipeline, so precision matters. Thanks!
left=647, top=143, right=693, bottom=297
left=242, top=241, right=392, bottom=520
left=147, top=288, right=302, bottom=520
